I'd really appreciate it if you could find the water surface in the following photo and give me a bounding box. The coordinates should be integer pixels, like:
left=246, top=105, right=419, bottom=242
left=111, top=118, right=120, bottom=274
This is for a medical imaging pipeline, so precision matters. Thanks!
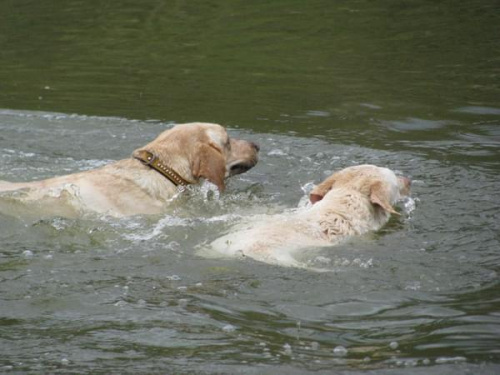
left=0, top=0, right=499, bottom=374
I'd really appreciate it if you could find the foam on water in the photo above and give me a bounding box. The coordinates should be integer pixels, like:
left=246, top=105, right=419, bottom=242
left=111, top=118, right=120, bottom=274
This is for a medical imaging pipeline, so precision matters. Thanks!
left=121, top=215, right=191, bottom=242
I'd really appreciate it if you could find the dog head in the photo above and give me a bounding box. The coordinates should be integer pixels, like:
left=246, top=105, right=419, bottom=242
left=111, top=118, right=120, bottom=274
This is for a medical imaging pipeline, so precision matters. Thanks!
left=133, top=122, right=259, bottom=191
left=309, top=165, right=411, bottom=215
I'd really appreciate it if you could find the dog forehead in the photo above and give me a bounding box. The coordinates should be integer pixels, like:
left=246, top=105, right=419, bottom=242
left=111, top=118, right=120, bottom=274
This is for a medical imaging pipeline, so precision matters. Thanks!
left=330, top=165, right=398, bottom=190
left=332, top=164, right=378, bottom=180
left=205, top=127, right=228, bottom=144
left=378, top=167, right=399, bottom=186
left=168, top=122, right=227, bottom=143
left=348, top=165, right=395, bottom=179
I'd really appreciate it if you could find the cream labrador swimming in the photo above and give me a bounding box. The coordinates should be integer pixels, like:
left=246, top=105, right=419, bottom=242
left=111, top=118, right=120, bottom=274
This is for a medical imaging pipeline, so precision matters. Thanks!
left=0, top=122, right=259, bottom=217
left=209, top=165, right=411, bottom=267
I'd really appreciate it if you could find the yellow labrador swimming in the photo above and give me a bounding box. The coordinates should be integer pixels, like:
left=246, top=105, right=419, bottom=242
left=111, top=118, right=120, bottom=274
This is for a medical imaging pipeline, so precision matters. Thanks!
left=209, top=165, right=411, bottom=267
left=0, top=122, right=259, bottom=217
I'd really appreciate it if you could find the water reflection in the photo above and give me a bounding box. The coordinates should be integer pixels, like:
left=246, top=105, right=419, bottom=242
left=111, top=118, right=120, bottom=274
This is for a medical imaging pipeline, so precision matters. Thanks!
left=1, top=0, right=499, bottom=128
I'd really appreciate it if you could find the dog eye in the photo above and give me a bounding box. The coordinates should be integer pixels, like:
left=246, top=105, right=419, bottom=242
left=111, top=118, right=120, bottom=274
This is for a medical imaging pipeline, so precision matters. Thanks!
left=209, top=142, right=223, bottom=154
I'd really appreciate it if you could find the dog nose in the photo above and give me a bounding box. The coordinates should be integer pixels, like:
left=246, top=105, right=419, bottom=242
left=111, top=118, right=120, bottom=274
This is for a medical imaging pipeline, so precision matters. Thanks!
left=401, top=176, right=411, bottom=188
left=251, top=142, right=260, bottom=152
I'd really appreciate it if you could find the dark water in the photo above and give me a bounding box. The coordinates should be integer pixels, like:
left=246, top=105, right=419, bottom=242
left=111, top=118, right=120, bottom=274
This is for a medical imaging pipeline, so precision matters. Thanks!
left=1, top=1, right=499, bottom=374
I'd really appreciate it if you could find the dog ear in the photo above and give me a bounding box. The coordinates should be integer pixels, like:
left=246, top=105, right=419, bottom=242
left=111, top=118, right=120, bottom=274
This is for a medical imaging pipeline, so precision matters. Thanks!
left=132, top=148, right=151, bottom=161
left=369, top=181, right=399, bottom=215
left=192, top=143, right=226, bottom=192
left=309, top=176, right=336, bottom=204
left=309, top=193, right=324, bottom=204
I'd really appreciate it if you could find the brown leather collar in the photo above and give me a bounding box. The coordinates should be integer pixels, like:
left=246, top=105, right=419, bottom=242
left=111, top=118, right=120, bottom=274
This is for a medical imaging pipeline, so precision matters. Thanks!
left=134, top=150, right=191, bottom=188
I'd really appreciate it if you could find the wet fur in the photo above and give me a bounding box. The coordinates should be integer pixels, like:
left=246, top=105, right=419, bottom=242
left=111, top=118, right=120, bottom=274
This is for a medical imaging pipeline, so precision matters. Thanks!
left=209, top=165, right=411, bottom=267
left=0, top=122, right=259, bottom=217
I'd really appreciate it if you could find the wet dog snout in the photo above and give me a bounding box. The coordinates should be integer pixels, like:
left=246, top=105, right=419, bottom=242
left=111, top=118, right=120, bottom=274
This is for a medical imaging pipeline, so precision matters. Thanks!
left=401, top=176, right=411, bottom=188
left=398, top=176, right=411, bottom=196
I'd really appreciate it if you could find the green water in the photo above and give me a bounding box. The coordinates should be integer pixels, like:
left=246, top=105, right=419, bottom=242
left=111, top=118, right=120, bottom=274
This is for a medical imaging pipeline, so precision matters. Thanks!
left=1, top=1, right=499, bottom=374
left=2, top=1, right=499, bottom=124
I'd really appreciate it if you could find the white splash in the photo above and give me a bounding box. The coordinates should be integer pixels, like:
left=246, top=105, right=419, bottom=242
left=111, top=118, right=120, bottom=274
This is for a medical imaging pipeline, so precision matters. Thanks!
left=122, top=215, right=191, bottom=241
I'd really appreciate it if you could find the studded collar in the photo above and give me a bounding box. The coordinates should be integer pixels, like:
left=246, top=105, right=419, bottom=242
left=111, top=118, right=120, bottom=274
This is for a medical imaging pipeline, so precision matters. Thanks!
left=134, top=150, right=191, bottom=188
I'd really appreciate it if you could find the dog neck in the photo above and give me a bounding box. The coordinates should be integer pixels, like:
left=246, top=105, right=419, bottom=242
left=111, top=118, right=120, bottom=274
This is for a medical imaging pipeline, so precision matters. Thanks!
left=133, top=150, right=191, bottom=189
